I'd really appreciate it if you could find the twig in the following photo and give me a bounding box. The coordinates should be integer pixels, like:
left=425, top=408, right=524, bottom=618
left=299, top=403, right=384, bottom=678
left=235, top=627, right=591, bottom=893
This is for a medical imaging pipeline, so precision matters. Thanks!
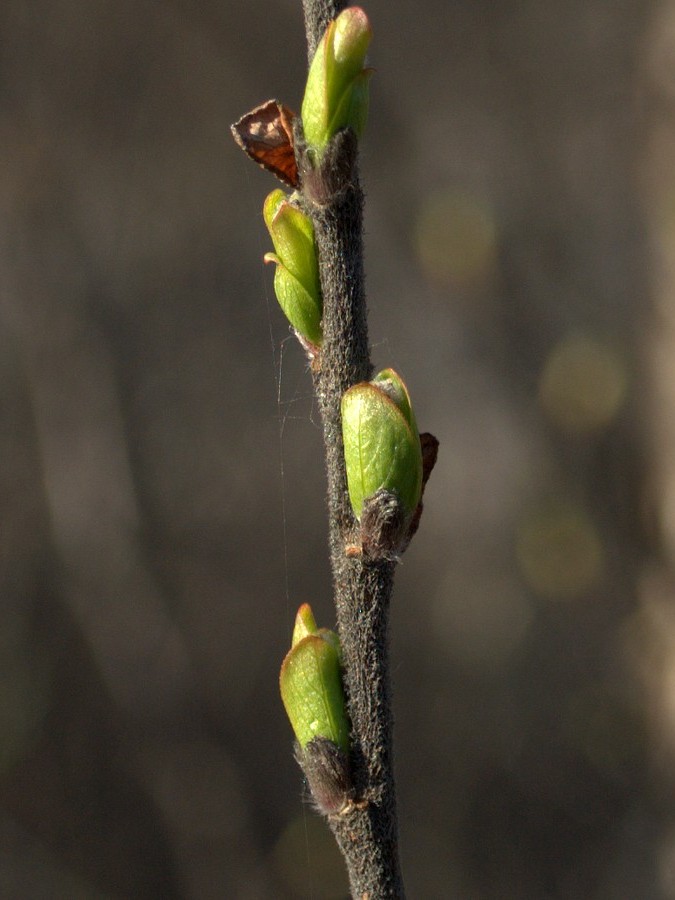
left=300, top=2, right=406, bottom=895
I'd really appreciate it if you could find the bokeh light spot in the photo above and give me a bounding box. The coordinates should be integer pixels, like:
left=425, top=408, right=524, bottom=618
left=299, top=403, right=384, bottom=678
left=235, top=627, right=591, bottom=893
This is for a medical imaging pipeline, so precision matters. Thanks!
left=538, top=334, right=628, bottom=434
left=414, top=188, right=497, bottom=290
left=516, top=502, right=604, bottom=599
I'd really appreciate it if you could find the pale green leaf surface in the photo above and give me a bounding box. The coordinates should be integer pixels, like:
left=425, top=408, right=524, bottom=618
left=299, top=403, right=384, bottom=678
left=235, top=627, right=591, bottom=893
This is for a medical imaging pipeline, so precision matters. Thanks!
left=341, top=383, right=422, bottom=519
left=372, top=368, right=417, bottom=433
left=270, top=204, right=321, bottom=296
left=292, top=603, right=318, bottom=647
left=280, top=635, right=349, bottom=751
left=272, top=264, right=322, bottom=346
left=263, top=189, right=286, bottom=229
left=301, top=8, right=371, bottom=151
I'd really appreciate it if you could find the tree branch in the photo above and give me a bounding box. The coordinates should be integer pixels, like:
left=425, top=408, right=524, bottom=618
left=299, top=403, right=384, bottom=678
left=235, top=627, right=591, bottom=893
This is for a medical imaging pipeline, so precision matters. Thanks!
left=299, top=3, right=406, bottom=896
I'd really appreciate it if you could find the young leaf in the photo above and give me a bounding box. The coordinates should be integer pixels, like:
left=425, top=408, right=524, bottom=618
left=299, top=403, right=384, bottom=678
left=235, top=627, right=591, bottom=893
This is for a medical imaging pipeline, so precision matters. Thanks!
left=341, top=369, right=423, bottom=522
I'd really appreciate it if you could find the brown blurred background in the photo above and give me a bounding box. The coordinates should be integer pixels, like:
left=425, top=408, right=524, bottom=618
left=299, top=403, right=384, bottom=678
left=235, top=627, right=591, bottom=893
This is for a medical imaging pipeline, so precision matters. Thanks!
left=3, top=0, right=675, bottom=896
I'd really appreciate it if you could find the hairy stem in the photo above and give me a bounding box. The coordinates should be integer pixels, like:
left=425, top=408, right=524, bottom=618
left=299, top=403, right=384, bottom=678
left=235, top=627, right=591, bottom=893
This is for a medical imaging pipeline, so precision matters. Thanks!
left=301, top=0, right=344, bottom=61
left=301, top=2, right=406, bottom=896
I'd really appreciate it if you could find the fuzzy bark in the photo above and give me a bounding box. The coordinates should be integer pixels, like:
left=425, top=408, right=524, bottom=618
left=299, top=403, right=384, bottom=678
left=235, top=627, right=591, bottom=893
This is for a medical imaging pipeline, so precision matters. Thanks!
left=300, top=1, right=406, bottom=896
left=301, top=0, right=344, bottom=61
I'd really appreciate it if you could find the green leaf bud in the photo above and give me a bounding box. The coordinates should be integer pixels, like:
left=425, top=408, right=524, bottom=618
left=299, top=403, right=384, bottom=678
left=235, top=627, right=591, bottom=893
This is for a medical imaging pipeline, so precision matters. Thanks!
left=263, top=189, right=322, bottom=347
left=291, top=602, right=318, bottom=646
left=280, top=611, right=349, bottom=753
left=372, top=368, right=418, bottom=434
left=301, top=6, right=372, bottom=156
left=291, top=604, right=342, bottom=664
left=341, top=368, right=423, bottom=523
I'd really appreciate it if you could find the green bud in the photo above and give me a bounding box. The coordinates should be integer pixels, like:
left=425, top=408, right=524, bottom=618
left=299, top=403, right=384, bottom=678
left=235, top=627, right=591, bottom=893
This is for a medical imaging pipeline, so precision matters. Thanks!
left=291, top=603, right=343, bottom=663
left=341, top=368, right=423, bottom=522
left=373, top=367, right=417, bottom=434
left=263, top=189, right=322, bottom=347
left=280, top=606, right=349, bottom=753
left=291, top=602, right=318, bottom=646
left=301, top=6, right=372, bottom=156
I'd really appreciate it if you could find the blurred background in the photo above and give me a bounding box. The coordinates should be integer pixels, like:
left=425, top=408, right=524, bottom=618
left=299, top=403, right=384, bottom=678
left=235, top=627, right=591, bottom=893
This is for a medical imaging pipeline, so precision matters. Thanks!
left=2, top=0, right=675, bottom=896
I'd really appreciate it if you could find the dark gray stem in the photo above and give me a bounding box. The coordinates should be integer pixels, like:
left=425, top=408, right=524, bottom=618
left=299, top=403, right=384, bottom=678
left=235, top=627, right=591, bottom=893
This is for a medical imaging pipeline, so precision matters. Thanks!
left=300, top=2, right=405, bottom=896
left=301, top=0, right=344, bottom=61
